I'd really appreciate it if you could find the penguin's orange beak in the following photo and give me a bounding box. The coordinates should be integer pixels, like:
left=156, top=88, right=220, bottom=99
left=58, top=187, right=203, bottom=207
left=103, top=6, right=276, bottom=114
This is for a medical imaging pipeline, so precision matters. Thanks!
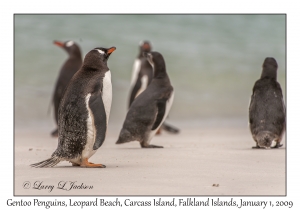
left=53, top=41, right=64, bottom=47
left=107, top=47, right=116, bottom=54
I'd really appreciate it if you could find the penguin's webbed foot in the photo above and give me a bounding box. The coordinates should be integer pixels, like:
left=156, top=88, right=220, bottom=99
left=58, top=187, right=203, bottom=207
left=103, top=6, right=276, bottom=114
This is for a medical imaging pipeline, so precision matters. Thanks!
left=155, top=128, right=162, bottom=135
left=141, top=144, right=163, bottom=148
left=80, top=158, right=106, bottom=168
left=271, top=143, right=283, bottom=149
left=143, top=145, right=164, bottom=148
left=252, top=142, right=262, bottom=149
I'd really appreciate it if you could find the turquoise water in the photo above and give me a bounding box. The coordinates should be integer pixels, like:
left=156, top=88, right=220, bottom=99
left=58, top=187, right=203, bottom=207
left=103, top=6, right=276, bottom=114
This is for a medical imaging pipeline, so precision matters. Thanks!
left=14, top=14, right=286, bottom=129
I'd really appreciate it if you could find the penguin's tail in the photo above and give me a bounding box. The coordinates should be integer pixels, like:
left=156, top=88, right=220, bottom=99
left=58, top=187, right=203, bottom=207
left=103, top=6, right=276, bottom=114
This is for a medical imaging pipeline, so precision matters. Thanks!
left=30, top=156, right=62, bottom=168
left=116, top=129, right=135, bottom=144
left=256, top=131, right=276, bottom=148
left=51, top=128, right=58, bottom=137
left=161, top=122, right=180, bottom=134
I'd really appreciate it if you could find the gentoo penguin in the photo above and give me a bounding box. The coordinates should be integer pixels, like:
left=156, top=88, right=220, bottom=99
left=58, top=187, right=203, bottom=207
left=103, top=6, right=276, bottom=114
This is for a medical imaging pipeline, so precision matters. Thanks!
left=249, top=57, right=285, bottom=149
left=31, top=46, right=116, bottom=167
left=129, top=41, right=179, bottom=134
left=116, top=51, right=174, bottom=148
left=129, top=41, right=153, bottom=107
left=51, top=40, right=82, bottom=137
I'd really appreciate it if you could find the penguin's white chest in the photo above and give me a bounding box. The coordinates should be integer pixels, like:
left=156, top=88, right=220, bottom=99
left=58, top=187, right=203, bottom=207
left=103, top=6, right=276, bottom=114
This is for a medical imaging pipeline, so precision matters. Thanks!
left=165, top=90, right=175, bottom=120
left=102, top=70, right=112, bottom=122
left=130, top=59, right=141, bottom=87
left=148, top=90, right=175, bottom=140
left=135, top=75, right=148, bottom=98
left=82, top=93, right=97, bottom=159
left=81, top=71, right=112, bottom=159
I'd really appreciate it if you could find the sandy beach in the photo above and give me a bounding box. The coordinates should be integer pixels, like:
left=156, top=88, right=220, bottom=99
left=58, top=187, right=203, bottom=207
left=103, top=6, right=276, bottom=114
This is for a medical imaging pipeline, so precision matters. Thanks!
left=14, top=123, right=286, bottom=196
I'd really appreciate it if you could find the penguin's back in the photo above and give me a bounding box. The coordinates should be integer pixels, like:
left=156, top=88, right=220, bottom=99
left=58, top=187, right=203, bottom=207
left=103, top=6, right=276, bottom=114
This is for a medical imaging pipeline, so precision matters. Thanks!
left=249, top=78, right=285, bottom=135
left=121, top=78, right=173, bottom=141
left=56, top=57, right=82, bottom=89
left=52, top=57, right=82, bottom=122
left=55, top=70, right=102, bottom=159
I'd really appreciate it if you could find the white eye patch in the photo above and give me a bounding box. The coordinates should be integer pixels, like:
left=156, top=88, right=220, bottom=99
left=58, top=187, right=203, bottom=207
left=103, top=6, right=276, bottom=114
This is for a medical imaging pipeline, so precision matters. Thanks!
left=96, top=49, right=105, bottom=54
left=66, top=41, right=74, bottom=47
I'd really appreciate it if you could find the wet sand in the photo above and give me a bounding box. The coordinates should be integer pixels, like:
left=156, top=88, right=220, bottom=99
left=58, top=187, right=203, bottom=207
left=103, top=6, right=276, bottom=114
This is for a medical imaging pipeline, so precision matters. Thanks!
left=14, top=124, right=286, bottom=196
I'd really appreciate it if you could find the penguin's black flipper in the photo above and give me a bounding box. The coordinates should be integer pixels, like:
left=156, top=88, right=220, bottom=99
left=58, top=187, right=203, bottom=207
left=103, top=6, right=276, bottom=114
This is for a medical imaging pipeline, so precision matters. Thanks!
left=89, top=90, right=107, bottom=150
left=129, top=78, right=142, bottom=107
left=151, top=99, right=167, bottom=130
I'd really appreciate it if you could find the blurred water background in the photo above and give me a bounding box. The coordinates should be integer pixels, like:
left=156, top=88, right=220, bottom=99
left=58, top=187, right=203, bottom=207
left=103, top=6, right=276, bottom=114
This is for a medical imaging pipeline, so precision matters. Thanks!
left=14, top=14, right=285, bottom=131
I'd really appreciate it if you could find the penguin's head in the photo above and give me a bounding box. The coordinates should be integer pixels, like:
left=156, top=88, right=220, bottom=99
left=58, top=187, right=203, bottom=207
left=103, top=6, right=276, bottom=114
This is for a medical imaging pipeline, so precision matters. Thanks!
left=143, top=51, right=166, bottom=76
left=261, top=57, right=278, bottom=79
left=82, top=46, right=116, bottom=70
left=143, top=51, right=164, bottom=66
left=139, top=41, right=152, bottom=53
left=94, top=47, right=116, bottom=60
left=262, top=57, right=278, bottom=70
left=53, top=40, right=81, bottom=56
